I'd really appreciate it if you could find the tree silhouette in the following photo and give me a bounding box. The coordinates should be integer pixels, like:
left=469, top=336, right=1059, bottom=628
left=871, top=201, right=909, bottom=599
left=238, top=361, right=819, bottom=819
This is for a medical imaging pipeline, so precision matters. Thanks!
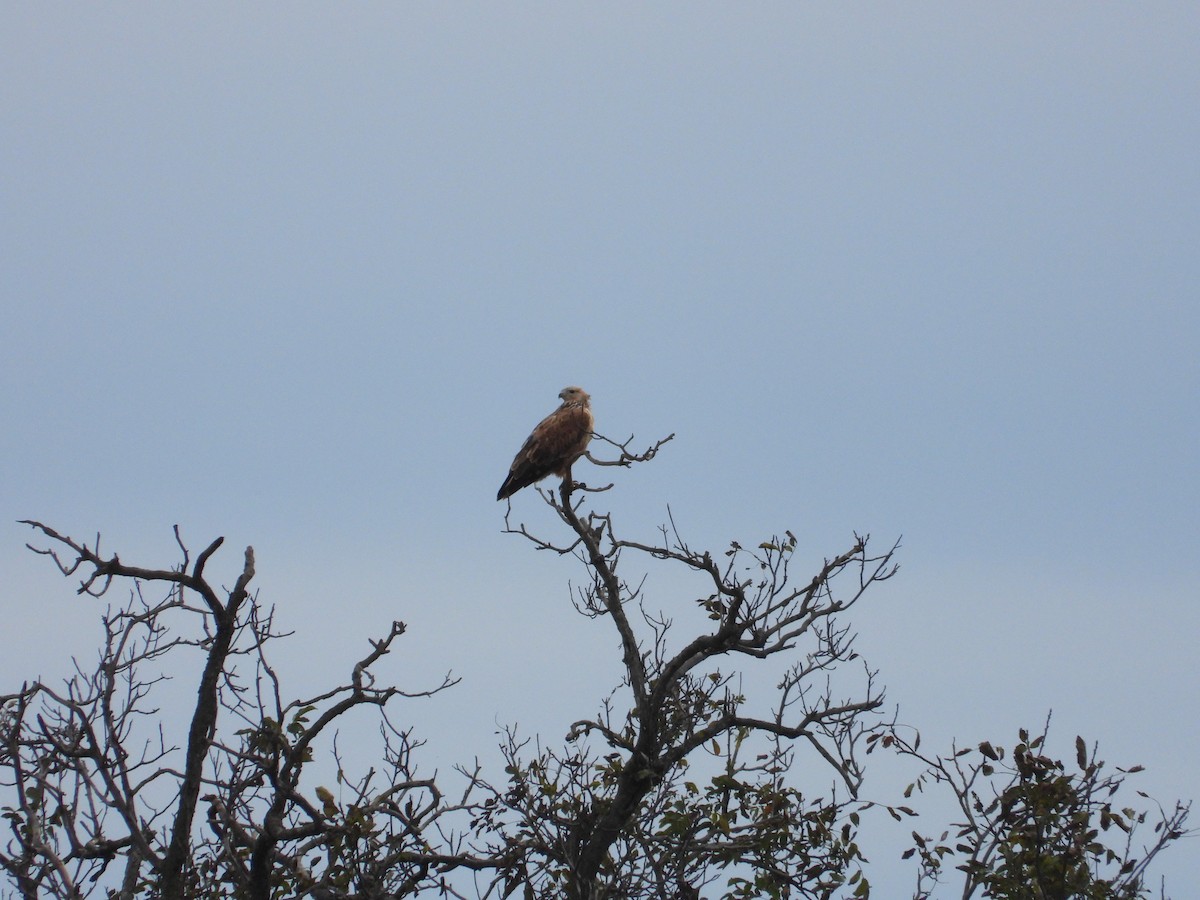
left=483, top=433, right=899, bottom=898
left=1, top=436, right=1188, bottom=899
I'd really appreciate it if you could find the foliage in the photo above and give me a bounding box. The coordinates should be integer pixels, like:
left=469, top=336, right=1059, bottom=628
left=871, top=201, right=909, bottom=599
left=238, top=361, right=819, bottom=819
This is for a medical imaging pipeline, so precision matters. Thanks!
left=894, top=723, right=1190, bottom=899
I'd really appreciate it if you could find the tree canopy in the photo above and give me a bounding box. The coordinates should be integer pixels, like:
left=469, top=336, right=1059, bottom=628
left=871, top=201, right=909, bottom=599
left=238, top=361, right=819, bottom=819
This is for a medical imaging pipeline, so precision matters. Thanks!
left=1, top=437, right=1189, bottom=899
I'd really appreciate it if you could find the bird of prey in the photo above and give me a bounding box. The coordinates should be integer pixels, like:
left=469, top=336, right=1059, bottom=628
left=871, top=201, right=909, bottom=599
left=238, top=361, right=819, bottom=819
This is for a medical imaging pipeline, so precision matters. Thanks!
left=497, top=386, right=593, bottom=500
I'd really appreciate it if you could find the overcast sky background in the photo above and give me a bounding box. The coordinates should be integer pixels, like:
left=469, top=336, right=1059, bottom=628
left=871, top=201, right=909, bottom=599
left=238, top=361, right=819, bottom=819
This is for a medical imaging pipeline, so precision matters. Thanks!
left=3, top=4, right=1197, bottom=894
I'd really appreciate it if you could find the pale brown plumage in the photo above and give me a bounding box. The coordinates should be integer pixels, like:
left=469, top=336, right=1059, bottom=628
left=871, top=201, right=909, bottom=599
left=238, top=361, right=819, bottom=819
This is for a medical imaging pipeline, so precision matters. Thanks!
left=497, top=386, right=593, bottom=500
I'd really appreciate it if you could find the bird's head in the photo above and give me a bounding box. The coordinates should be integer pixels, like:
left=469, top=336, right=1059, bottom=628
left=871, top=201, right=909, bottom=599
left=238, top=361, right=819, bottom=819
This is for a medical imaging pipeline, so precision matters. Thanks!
left=559, top=386, right=590, bottom=406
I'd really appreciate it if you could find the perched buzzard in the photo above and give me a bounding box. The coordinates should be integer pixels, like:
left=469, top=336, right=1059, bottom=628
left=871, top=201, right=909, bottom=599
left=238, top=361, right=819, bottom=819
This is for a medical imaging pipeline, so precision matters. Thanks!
left=497, top=386, right=593, bottom=500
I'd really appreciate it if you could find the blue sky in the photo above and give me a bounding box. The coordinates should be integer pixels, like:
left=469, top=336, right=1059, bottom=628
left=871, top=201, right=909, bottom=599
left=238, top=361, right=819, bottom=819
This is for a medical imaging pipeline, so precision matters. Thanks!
left=3, top=5, right=1197, bottom=893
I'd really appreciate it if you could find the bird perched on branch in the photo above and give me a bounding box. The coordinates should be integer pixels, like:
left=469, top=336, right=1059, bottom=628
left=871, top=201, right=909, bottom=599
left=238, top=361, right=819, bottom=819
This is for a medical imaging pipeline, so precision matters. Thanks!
left=497, top=386, right=593, bottom=500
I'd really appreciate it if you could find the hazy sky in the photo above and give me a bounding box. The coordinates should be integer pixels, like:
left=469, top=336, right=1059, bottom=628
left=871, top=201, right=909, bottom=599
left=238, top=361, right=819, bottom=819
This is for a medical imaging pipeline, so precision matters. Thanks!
left=3, top=5, right=1197, bottom=894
